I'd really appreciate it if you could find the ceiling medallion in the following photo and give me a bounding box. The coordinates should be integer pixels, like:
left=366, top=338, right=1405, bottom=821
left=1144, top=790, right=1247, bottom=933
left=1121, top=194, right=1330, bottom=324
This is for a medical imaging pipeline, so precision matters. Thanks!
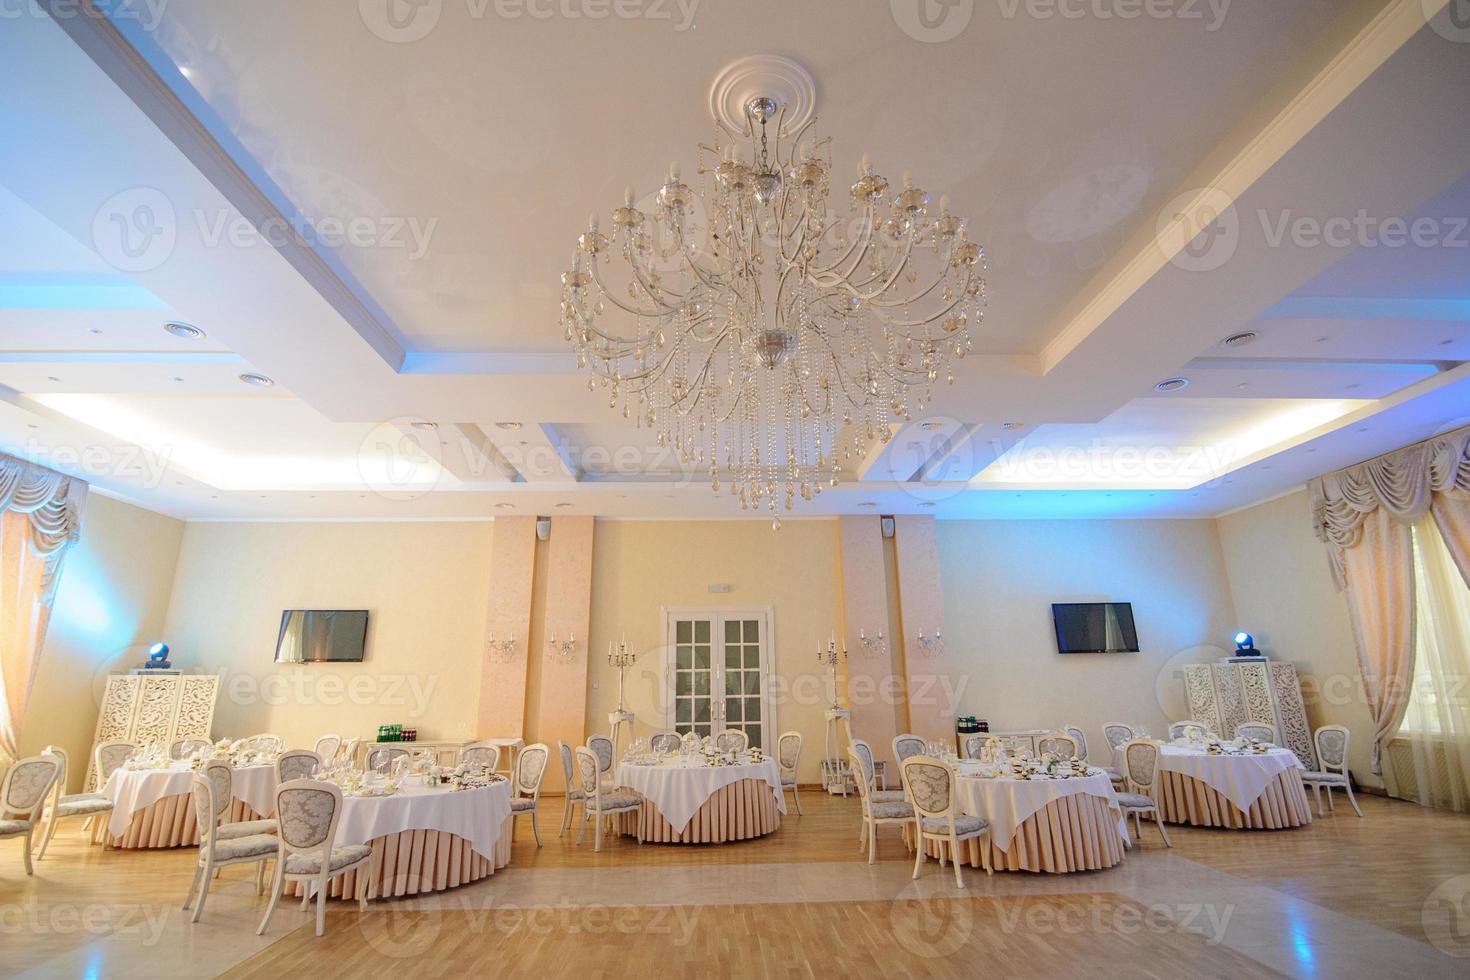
left=560, top=57, right=989, bottom=529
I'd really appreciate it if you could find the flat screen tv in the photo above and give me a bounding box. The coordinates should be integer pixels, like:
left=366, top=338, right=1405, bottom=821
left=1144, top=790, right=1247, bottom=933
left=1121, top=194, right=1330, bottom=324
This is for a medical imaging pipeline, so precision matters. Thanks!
left=1051, top=602, right=1139, bottom=653
left=275, top=609, right=369, bottom=663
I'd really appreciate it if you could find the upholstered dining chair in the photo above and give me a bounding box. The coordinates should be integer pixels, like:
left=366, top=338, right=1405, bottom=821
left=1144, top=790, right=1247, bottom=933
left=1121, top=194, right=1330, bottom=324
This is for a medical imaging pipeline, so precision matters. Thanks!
left=961, top=733, right=988, bottom=760
left=573, top=746, right=641, bottom=852
left=257, top=779, right=372, bottom=937
left=586, top=734, right=616, bottom=789
left=1101, top=723, right=1136, bottom=754
left=892, top=734, right=926, bottom=764
left=365, top=745, right=410, bottom=774
left=276, top=749, right=322, bottom=783
left=339, top=737, right=363, bottom=767
left=851, top=739, right=906, bottom=805
left=557, top=740, right=586, bottom=837
left=848, top=748, right=913, bottom=865
left=777, top=731, right=803, bottom=815
left=1, top=753, right=62, bottom=875
left=459, top=742, right=502, bottom=774
left=1167, top=720, right=1209, bottom=740
left=1234, top=723, right=1278, bottom=744
left=93, top=740, right=136, bottom=790
left=1064, top=725, right=1123, bottom=785
left=33, top=745, right=113, bottom=860
left=511, top=743, right=550, bottom=846
left=200, top=761, right=279, bottom=841
left=237, top=734, right=284, bottom=755
left=181, top=770, right=277, bottom=923
left=901, top=755, right=992, bottom=887
left=648, top=730, right=682, bottom=754
left=1037, top=733, right=1080, bottom=759
left=714, top=729, right=748, bottom=753
left=312, top=735, right=342, bottom=762
left=1118, top=740, right=1172, bottom=848
left=170, top=738, right=210, bottom=760
left=1300, top=725, right=1362, bottom=817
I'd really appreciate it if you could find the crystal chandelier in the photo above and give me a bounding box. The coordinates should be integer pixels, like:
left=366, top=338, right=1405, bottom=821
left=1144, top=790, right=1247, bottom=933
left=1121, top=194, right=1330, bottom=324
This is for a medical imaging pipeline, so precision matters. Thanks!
left=560, top=82, right=987, bottom=528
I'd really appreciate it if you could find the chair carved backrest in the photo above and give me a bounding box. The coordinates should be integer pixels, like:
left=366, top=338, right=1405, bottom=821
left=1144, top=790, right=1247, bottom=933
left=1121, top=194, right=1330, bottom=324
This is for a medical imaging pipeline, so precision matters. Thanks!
left=313, top=735, right=342, bottom=762
left=777, top=732, right=802, bottom=773
left=460, top=743, right=501, bottom=773
left=714, top=729, right=748, bottom=753
left=274, top=779, right=342, bottom=857
left=846, top=749, right=875, bottom=806
left=1063, top=726, right=1089, bottom=761
left=202, top=762, right=233, bottom=822
left=191, top=772, right=222, bottom=845
left=852, top=738, right=878, bottom=787
left=364, top=746, right=409, bottom=773
left=171, top=738, right=210, bottom=760
left=1123, top=740, right=1160, bottom=791
left=1314, top=725, right=1350, bottom=773
left=900, top=756, right=955, bottom=820
left=1168, top=721, right=1208, bottom=740
left=1235, top=723, right=1277, bottom=744
left=516, top=743, right=549, bottom=801
left=573, top=746, right=602, bottom=801
left=41, top=744, right=71, bottom=803
left=277, top=749, right=322, bottom=783
left=2, top=755, right=61, bottom=822
left=961, top=733, right=987, bottom=760
left=340, top=737, right=362, bottom=765
left=1102, top=723, right=1135, bottom=751
left=557, top=740, right=577, bottom=791
left=892, top=734, right=926, bottom=763
left=94, top=741, right=136, bottom=785
left=1037, top=733, right=1079, bottom=759
left=586, top=735, right=614, bottom=774
left=238, top=734, right=283, bottom=755
left=649, top=731, right=682, bottom=754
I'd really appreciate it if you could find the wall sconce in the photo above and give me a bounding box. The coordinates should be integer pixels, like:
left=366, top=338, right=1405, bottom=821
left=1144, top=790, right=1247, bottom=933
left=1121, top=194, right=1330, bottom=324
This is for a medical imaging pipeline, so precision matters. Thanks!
left=915, top=629, right=944, bottom=658
left=486, top=632, right=517, bottom=663
left=547, top=631, right=578, bottom=664
left=856, top=628, right=887, bottom=658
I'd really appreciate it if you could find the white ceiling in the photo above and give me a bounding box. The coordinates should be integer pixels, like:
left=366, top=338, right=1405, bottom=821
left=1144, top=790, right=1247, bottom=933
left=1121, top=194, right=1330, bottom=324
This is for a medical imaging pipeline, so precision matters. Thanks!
left=0, top=0, right=1467, bottom=523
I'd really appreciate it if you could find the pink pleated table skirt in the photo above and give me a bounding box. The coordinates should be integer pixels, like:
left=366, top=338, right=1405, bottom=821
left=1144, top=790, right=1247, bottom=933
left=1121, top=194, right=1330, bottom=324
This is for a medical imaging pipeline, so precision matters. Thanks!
left=1154, top=768, right=1312, bottom=829
left=95, top=796, right=263, bottom=849
left=285, top=816, right=513, bottom=901
left=936, top=793, right=1127, bottom=873
left=620, top=778, right=782, bottom=843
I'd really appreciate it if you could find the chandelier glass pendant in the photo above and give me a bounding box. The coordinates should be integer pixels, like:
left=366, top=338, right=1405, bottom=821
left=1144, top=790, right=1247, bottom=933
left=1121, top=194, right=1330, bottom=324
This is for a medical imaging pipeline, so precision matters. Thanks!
left=560, top=91, right=988, bottom=528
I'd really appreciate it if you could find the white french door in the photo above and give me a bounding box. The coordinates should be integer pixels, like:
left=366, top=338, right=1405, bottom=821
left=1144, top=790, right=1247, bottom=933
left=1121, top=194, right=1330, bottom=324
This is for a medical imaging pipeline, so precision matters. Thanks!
left=663, top=608, right=774, bottom=752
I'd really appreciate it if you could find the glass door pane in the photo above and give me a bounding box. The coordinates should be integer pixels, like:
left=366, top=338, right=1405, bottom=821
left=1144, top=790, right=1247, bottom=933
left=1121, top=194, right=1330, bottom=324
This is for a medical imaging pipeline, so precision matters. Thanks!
left=672, top=617, right=713, bottom=739
left=721, top=617, right=763, bottom=750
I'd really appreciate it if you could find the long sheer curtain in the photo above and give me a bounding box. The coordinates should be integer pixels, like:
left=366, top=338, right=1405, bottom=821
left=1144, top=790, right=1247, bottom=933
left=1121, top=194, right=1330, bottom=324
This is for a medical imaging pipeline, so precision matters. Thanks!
left=0, top=455, right=87, bottom=763
left=1399, top=517, right=1470, bottom=811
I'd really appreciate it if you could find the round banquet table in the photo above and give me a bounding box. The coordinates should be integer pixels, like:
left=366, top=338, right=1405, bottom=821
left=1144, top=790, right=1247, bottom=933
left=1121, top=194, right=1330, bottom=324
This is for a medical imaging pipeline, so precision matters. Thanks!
left=285, top=776, right=513, bottom=901
left=615, top=758, right=785, bottom=844
left=1146, top=744, right=1312, bottom=829
left=931, top=764, right=1128, bottom=873
left=98, top=762, right=275, bottom=849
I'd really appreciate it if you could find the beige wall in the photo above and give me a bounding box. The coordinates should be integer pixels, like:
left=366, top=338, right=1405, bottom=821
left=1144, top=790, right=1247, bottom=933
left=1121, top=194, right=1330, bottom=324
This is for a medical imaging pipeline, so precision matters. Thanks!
left=20, top=494, right=184, bottom=790
left=936, top=519, right=1240, bottom=761
left=585, top=520, right=841, bottom=784
left=1216, top=490, right=1380, bottom=786
left=161, top=521, right=494, bottom=751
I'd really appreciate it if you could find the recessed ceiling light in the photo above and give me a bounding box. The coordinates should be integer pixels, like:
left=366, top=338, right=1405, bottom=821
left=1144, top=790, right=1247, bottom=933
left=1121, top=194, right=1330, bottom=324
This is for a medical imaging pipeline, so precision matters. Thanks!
left=1315, top=336, right=1330, bottom=343
left=496, top=421, right=523, bottom=431
left=858, top=501, right=877, bottom=508
left=88, top=327, right=102, bottom=335
left=1222, top=331, right=1258, bottom=347
left=1001, top=421, right=1024, bottom=430
left=495, top=503, right=515, bottom=510
left=164, top=321, right=206, bottom=341
left=172, top=376, right=184, bottom=383
left=919, top=421, right=943, bottom=431
left=1345, top=383, right=1360, bottom=390
left=1235, top=382, right=1250, bottom=390
left=26, top=423, right=38, bottom=429
left=1441, top=338, right=1455, bottom=346
left=239, top=373, right=275, bottom=387
left=1357, top=426, right=1368, bottom=433
left=1154, top=377, right=1190, bottom=392
left=1305, top=447, right=1317, bottom=453
left=410, top=421, right=438, bottom=430
left=46, top=376, right=60, bottom=383
left=555, top=502, right=573, bottom=509
left=918, top=501, right=936, bottom=508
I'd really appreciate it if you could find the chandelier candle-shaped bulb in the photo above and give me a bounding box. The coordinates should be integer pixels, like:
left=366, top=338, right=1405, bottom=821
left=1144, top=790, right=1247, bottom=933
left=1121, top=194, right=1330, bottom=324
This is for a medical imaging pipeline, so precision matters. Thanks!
left=560, top=87, right=989, bottom=525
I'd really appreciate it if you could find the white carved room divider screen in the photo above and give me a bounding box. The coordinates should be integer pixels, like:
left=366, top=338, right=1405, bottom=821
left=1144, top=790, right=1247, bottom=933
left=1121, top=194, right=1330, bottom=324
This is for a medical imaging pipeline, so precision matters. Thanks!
left=85, top=674, right=220, bottom=789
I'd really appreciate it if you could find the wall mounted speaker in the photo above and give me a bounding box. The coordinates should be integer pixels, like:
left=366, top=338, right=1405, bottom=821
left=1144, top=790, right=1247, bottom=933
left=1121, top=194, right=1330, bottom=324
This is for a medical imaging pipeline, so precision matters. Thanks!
left=880, top=516, right=895, bottom=538
left=535, top=517, right=551, bottom=541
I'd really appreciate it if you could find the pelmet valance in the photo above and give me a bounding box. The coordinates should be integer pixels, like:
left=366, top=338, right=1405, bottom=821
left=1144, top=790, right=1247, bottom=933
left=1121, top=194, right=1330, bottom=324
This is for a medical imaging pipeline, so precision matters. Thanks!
left=0, top=454, right=87, bottom=582
left=1310, top=424, right=1470, bottom=589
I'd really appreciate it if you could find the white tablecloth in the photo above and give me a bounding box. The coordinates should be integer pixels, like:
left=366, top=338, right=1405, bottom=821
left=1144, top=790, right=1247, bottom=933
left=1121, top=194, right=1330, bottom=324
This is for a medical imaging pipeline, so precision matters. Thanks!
left=952, top=764, right=1126, bottom=846
left=334, top=778, right=512, bottom=862
left=103, top=763, right=276, bottom=839
left=616, top=759, right=785, bottom=832
left=1149, top=745, right=1303, bottom=815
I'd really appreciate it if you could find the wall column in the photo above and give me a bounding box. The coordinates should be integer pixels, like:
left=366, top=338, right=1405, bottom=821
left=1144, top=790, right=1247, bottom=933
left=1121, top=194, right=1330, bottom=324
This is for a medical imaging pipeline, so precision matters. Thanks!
left=476, top=516, right=536, bottom=738
left=893, top=515, right=955, bottom=744
left=837, top=516, right=903, bottom=771
left=535, top=516, right=595, bottom=792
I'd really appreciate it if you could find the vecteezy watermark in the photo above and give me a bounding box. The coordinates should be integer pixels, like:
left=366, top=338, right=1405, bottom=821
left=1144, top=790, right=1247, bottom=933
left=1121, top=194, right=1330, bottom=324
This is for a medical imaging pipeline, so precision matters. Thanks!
left=0, top=899, right=172, bottom=946
left=890, top=0, right=976, bottom=43
left=996, top=0, right=1231, bottom=30
left=359, top=895, right=703, bottom=958
left=357, top=419, right=446, bottom=502
left=1423, top=874, right=1470, bottom=957
left=889, top=886, right=975, bottom=958
left=1425, top=0, right=1470, bottom=45
left=89, top=187, right=439, bottom=274
left=983, top=438, right=1240, bottom=486
left=213, top=669, right=438, bottom=717
left=10, top=438, right=173, bottom=489
left=994, top=896, right=1236, bottom=945
left=1, top=0, right=170, bottom=32
left=357, top=0, right=699, bottom=44
left=1156, top=187, right=1239, bottom=273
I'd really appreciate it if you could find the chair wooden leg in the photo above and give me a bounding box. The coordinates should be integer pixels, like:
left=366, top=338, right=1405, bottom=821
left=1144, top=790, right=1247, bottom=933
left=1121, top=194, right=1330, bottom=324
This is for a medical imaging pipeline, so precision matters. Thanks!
left=981, top=832, right=993, bottom=876
left=182, top=861, right=204, bottom=911
left=1345, top=781, right=1364, bottom=817
left=792, top=783, right=803, bottom=815
left=594, top=813, right=603, bottom=853
left=36, top=812, right=59, bottom=861
left=21, top=830, right=35, bottom=875
left=951, top=835, right=965, bottom=889
left=911, top=827, right=925, bottom=880
left=576, top=808, right=589, bottom=845
left=256, top=864, right=286, bottom=936
left=531, top=810, right=543, bottom=847
left=1155, top=811, right=1172, bottom=848
left=1326, top=785, right=1335, bottom=811
left=315, top=881, right=327, bottom=936
left=866, top=821, right=876, bottom=865
left=192, top=854, right=214, bottom=923
left=256, top=858, right=268, bottom=895
left=357, top=870, right=368, bottom=913
left=559, top=798, right=573, bottom=836
left=1311, top=782, right=1323, bottom=817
